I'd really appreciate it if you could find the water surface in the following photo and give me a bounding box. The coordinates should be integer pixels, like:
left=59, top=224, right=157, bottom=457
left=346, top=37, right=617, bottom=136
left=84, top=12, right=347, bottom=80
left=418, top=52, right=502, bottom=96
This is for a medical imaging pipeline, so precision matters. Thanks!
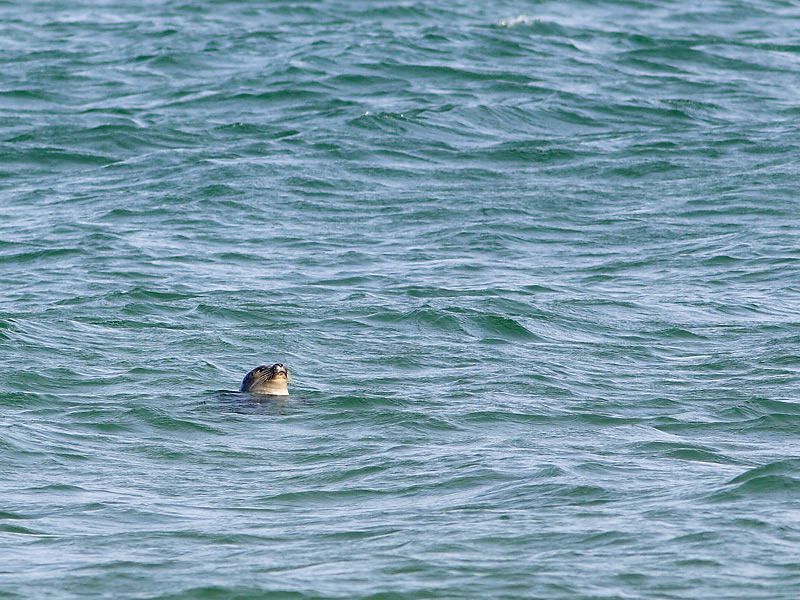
left=3, top=1, right=800, bottom=598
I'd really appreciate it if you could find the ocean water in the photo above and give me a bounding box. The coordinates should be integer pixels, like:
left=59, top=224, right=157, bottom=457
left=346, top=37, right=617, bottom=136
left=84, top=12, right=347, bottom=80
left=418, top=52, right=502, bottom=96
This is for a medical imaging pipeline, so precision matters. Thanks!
left=2, top=0, right=800, bottom=598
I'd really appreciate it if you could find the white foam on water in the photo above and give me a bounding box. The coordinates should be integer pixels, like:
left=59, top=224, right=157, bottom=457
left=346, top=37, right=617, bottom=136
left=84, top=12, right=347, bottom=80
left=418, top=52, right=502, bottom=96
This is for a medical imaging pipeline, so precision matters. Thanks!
left=498, top=15, right=535, bottom=28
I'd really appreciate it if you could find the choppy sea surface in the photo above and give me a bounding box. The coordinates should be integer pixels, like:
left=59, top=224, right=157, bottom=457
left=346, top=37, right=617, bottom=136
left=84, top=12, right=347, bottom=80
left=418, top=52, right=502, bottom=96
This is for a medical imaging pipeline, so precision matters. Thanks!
left=3, top=1, right=800, bottom=598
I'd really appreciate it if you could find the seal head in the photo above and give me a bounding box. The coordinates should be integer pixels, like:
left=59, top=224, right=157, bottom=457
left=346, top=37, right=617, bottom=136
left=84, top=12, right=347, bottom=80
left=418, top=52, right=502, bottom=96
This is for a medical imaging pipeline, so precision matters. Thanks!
left=240, top=364, right=289, bottom=396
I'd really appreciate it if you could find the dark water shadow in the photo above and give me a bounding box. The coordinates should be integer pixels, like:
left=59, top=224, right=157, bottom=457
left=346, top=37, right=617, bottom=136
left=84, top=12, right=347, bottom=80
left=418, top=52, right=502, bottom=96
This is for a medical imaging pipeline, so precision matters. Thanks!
left=212, top=390, right=307, bottom=415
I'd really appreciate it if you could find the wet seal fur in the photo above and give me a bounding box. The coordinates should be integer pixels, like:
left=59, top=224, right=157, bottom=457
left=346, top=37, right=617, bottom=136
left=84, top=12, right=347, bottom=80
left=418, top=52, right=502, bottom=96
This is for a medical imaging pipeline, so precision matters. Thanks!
left=240, top=364, right=289, bottom=396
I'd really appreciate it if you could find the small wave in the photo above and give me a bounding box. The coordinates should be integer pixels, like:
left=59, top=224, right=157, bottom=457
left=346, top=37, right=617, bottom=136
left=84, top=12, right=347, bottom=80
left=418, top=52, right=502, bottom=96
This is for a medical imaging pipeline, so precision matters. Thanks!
left=497, top=15, right=535, bottom=28
left=710, top=460, right=800, bottom=502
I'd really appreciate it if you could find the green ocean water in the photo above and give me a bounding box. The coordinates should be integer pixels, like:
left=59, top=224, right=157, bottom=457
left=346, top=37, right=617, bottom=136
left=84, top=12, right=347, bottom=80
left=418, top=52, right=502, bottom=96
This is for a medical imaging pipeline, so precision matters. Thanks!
left=2, top=0, right=800, bottom=598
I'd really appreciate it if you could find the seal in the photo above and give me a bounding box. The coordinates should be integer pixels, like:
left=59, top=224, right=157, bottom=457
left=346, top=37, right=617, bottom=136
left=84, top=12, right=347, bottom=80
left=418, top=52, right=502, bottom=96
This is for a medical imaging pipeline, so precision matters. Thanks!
left=240, top=364, right=289, bottom=396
